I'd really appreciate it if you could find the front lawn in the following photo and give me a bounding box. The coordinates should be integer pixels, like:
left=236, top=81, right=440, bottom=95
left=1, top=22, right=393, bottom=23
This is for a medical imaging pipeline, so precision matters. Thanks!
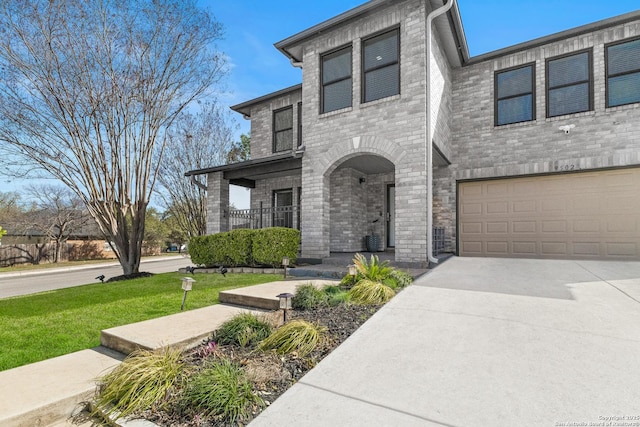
left=0, top=273, right=279, bottom=371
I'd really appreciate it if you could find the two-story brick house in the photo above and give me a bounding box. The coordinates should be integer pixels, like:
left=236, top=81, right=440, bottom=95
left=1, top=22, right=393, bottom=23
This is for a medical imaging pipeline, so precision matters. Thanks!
left=186, top=0, right=640, bottom=265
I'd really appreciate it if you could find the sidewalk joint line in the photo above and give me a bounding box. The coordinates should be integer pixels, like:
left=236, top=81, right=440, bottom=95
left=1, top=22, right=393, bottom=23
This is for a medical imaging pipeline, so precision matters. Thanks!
left=297, top=381, right=462, bottom=427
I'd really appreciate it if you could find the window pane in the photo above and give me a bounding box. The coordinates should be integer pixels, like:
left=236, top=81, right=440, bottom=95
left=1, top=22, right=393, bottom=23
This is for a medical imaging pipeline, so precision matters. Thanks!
left=608, top=72, right=640, bottom=107
left=548, top=83, right=589, bottom=117
left=274, top=129, right=293, bottom=152
left=497, top=94, right=532, bottom=125
left=323, top=78, right=352, bottom=113
left=323, top=49, right=351, bottom=84
left=497, top=66, right=532, bottom=98
left=364, top=30, right=398, bottom=71
left=608, top=39, right=640, bottom=76
left=364, top=64, right=399, bottom=102
left=549, top=52, right=589, bottom=87
left=274, top=108, right=292, bottom=131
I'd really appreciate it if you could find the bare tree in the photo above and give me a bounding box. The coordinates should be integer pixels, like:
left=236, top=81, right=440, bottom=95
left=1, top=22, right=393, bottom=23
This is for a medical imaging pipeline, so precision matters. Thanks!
left=25, top=184, right=91, bottom=263
left=157, top=101, right=238, bottom=238
left=0, top=0, right=226, bottom=274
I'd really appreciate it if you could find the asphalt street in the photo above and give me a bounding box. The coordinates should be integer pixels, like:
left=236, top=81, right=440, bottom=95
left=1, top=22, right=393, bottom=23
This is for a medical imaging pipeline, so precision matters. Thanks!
left=0, top=256, right=192, bottom=299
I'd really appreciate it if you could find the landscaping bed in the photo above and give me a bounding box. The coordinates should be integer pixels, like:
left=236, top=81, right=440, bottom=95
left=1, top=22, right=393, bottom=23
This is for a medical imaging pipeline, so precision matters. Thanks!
left=140, top=303, right=380, bottom=426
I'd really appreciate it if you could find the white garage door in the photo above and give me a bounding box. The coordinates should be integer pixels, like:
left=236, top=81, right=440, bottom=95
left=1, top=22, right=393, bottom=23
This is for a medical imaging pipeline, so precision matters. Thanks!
left=458, top=168, right=640, bottom=260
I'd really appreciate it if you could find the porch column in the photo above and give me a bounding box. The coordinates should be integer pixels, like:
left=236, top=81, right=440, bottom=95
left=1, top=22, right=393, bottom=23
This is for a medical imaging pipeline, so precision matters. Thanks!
left=206, top=171, right=230, bottom=234
left=300, top=169, right=330, bottom=260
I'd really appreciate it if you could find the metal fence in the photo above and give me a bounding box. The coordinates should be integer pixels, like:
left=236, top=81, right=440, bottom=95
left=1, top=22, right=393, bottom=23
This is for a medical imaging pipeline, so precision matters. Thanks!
left=433, top=226, right=447, bottom=256
left=229, top=204, right=300, bottom=230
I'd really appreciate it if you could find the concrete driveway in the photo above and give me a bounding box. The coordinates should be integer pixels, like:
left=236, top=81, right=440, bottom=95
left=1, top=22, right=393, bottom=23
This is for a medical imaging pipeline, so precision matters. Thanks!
left=250, top=257, right=640, bottom=427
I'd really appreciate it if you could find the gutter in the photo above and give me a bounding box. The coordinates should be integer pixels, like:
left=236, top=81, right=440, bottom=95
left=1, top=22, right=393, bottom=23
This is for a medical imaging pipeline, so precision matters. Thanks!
left=425, top=0, right=455, bottom=266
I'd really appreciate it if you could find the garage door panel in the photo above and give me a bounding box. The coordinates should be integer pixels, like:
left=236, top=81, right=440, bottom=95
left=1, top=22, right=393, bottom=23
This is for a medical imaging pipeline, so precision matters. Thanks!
left=512, top=221, right=536, bottom=233
left=458, top=168, right=640, bottom=260
left=606, top=243, right=638, bottom=257
left=572, top=242, right=601, bottom=256
left=513, top=200, right=537, bottom=213
left=541, top=220, right=567, bottom=233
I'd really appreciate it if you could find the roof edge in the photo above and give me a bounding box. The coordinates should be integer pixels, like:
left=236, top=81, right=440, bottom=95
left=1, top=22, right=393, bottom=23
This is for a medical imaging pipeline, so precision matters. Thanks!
left=274, top=0, right=391, bottom=62
left=230, top=84, right=302, bottom=117
left=466, top=9, right=640, bottom=65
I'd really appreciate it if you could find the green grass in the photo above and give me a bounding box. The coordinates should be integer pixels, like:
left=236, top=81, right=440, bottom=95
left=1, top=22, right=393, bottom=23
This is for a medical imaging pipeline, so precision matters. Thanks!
left=0, top=273, right=279, bottom=371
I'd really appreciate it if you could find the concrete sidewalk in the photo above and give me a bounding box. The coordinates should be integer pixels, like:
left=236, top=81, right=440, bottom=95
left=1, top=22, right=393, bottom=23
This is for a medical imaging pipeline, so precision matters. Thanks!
left=250, top=257, right=640, bottom=426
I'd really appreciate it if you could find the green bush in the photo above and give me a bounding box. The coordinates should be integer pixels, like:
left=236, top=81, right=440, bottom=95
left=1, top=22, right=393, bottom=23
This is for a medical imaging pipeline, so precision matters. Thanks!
left=181, top=359, right=265, bottom=423
left=93, top=347, right=184, bottom=419
left=389, top=269, right=413, bottom=289
left=189, top=228, right=299, bottom=268
left=292, top=284, right=328, bottom=310
left=252, top=227, right=300, bottom=267
left=323, top=285, right=351, bottom=306
left=258, top=320, right=327, bottom=357
left=226, top=229, right=255, bottom=266
left=214, top=313, right=272, bottom=348
left=188, top=233, right=227, bottom=267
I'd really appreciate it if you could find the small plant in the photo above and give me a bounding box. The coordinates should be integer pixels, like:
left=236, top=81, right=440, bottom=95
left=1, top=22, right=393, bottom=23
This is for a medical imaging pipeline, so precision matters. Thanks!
left=93, top=347, right=184, bottom=419
left=258, top=320, right=327, bottom=357
left=181, top=359, right=265, bottom=423
left=348, top=279, right=395, bottom=305
left=353, top=253, right=394, bottom=282
left=389, top=269, right=413, bottom=289
left=292, top=284, right=328, bottom=310
left=214, top=313, right=272, bottom=348
left=323, top=285, right=351, bottom=306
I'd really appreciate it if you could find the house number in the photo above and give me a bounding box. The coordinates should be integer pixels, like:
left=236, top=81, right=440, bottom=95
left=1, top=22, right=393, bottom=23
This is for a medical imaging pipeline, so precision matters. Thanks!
left=554, top=164, right=580, bottom=171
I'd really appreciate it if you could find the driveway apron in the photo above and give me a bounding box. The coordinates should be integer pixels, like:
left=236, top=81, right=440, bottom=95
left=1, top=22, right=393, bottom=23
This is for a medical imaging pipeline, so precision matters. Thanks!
left=250, top=257, right=640, bottom=427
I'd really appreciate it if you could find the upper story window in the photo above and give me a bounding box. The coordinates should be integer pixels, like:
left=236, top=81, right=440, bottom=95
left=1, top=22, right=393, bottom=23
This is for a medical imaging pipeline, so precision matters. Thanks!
left=495, top=63, right=535, bottom=126
left=273, top=106, right=293, bottom=153
left=606, top=37, right=640, bottom=108
left=546, top=50, right=592, bottom=117
left=362, top=28, right=400, bottom=103
left=321, top=46, right=352, bottom=113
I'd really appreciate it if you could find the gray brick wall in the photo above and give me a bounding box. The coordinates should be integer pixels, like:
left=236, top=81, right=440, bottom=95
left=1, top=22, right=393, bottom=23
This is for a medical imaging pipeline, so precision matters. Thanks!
left=437, top=18, right=640, bottom=252
left=288, top=0, right=451, bottom=264
left=245, top=90, right=302, bottom=160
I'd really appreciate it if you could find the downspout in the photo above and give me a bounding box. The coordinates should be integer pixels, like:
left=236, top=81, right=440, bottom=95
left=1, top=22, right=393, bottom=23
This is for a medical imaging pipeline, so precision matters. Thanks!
left=425, top=0, right=455, bottom=265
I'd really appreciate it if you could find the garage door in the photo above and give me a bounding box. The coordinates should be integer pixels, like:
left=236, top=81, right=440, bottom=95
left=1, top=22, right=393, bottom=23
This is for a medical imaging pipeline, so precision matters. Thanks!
left=458, top=168, right=640, bottom=260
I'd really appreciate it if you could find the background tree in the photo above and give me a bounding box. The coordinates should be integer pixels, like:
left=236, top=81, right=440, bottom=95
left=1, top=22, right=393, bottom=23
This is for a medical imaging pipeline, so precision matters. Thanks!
left=0, top=0, right=226, bottom=275
left=227, top=134, right=251, bottom=163
left=25, top=185, right=91, bottom=263
left=0, top=226, right=6, bottom=241
left=156, top=101, right=238, bottom=239
left=142, top=207, right=168, bottom=255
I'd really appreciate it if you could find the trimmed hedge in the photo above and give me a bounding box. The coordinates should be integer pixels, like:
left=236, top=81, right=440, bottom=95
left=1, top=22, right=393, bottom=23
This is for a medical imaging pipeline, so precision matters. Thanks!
left=189, top=227, right=299, bottom=268
left=252, top=227, right=300, bottom=267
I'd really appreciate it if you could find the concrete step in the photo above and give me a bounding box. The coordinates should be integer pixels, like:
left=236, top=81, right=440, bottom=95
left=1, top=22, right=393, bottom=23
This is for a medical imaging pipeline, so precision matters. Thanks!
left=100, top=304, right=267, bottom=355
left=0, top=348, right=123, bottom=427
left=218, top=279, right=338, bottom=310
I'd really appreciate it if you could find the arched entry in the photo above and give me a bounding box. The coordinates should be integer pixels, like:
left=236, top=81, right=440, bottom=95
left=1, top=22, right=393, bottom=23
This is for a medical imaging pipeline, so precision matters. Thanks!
left=328, top=154, right=395, bottom=253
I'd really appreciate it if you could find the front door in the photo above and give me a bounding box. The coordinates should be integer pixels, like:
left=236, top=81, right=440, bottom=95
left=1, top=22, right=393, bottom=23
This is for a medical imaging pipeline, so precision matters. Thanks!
left=273, top=189, right=293, bottom=228
left=386, top=184, right=395, bottom=248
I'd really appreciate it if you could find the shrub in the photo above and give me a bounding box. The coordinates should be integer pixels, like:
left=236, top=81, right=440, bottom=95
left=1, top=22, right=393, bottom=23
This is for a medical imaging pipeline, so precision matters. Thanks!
left=189, top=227, right=299, bottom=268
left=353, top=253, right=394, bottom=282
left=292, top=284, right=328, bottom=310
left=322, top=285, right=350, bottom=306
left=214, top=313, right=272, bottom=348
left=181, top=359, right=265, bottom=423
left=226, top=229, right=255, bottom=266
left=252, top=227, right=300, bottom=267
left=389, top=269, right=414, bottom=289
left=93, top=347, right=184, bottom=419
left=258, top=320, right=327, bottom=357
left=348, top=279, right=395, bottom=305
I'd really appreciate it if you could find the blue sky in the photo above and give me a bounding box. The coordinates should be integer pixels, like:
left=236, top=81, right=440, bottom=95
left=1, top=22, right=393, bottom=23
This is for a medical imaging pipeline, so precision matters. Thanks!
left=210, top=0, right=639, bottom=137
left=3, top=1, right=638, bottom=208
